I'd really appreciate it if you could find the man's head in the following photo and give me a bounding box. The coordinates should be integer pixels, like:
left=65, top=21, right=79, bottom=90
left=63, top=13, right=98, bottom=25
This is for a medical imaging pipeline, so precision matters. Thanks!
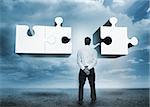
left=84, top=37, right=91, bottom=45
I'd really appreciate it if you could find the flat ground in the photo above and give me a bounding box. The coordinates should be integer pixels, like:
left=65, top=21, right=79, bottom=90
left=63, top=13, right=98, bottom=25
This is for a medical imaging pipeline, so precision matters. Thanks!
left=0, top=88, right=149, bottom=107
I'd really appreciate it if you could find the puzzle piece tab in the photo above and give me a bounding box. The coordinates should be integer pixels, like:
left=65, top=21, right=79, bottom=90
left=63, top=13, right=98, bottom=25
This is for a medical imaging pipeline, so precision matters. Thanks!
left=93, top=17, right=138, bottom=57
left=15, top=17, right=72, bottom=54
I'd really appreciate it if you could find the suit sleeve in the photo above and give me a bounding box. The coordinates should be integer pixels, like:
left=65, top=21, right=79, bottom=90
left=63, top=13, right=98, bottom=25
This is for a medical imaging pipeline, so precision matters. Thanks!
left=88, top=49, right=97, bottom=70
left=77, top=50, right=85, bottom=70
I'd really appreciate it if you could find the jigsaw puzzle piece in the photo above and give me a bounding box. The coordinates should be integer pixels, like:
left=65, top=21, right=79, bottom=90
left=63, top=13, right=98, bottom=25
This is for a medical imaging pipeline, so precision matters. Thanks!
left=15, top=17, right=72, bottom=55
left=44, top=16, right=72, bottom=54
left=15, top=25, right=45, bottom=54
left=101, top=23, right=128, bottom=55
left=101, top=17, right=138, bottom=55
left=93, top=17, right=138, bottom=57
left=45, top=26, right=72, bottom=54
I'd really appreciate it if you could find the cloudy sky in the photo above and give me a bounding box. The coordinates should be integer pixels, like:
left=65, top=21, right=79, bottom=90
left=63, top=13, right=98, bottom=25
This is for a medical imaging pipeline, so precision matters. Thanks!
left=0, top=0, right=149, bottom=88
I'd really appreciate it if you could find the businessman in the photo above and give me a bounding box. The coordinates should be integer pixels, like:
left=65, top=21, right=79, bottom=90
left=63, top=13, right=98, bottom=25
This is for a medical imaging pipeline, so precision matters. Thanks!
left=77, top=37, right=97, bottom=105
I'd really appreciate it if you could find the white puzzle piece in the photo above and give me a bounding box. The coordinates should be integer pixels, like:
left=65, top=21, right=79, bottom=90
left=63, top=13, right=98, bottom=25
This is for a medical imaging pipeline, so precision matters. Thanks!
left=93, top=17, right=138, bottom=56
left=15, top=17, right=72, bottom=54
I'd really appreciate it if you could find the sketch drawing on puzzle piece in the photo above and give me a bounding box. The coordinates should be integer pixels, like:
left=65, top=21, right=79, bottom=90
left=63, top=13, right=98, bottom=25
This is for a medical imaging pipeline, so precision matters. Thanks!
left=15, top=17, right=72, bottom=55
left=93, top=17, right=138, bottom=57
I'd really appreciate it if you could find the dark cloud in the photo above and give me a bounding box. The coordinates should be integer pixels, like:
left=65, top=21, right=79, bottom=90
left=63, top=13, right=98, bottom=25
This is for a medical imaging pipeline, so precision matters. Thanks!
left=126, top=0, right=149, bottom=22
left=103, top=0, right=113, bottom=7
left=0, top=56, right=73, bottom=87
left=0, top=27, right=16, bottom=55
left=0, top=0, right=50, bottom=24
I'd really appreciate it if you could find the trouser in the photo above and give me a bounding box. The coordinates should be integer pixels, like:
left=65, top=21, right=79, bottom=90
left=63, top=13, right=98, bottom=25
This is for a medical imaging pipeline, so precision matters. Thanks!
left=78, top=68, right=96, bottom=101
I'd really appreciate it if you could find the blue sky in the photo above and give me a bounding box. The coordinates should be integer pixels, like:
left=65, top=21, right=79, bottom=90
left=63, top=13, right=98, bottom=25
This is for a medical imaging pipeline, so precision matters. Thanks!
left=0, top=0, right=149, bottom=88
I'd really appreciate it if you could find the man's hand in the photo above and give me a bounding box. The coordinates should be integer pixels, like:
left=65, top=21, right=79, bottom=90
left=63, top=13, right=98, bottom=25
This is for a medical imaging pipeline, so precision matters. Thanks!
left=84, top=66, right=90, bottom=75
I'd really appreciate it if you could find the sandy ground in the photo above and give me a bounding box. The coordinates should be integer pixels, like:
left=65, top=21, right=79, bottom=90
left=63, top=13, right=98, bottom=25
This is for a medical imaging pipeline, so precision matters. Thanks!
left=0, top=88, right=149, bottom=107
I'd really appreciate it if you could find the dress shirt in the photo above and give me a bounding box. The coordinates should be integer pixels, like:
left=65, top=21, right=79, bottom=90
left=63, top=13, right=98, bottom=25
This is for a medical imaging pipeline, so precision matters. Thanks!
left=77, top=45, right=97, bottom=70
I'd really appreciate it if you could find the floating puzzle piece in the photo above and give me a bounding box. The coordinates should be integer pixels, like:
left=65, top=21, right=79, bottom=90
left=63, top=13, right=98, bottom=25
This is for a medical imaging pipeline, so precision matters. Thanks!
left=93, top=17, right=138, bottom=57
left=15, top=17, right=72, bottom=55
